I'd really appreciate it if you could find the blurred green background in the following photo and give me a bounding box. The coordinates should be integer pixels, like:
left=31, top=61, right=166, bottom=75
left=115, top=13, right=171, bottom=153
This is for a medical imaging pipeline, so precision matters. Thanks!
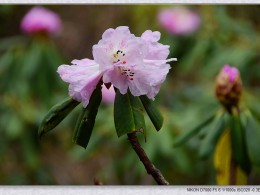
left=0, top=5, right=260, bottom=185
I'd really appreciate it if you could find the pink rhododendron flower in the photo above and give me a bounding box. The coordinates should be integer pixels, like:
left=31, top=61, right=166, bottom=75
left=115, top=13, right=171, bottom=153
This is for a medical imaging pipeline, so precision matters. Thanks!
left=20, top=6, right=62, bottom=35
left=58, top=26, right=176, bottom=108
left=102, top=84, right=116, bottom=104
left=158, top=7, right=200, bottom=36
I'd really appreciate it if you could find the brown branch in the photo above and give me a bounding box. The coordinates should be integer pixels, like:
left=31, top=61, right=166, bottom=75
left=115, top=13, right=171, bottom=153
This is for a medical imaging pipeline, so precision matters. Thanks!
left=127, top=132, right=169, bottom=185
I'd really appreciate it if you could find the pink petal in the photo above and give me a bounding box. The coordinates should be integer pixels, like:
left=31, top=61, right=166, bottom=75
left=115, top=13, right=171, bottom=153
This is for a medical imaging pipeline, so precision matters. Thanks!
left=102, top=84, right=115, bottom=104
left=141, top=30, right=170, bottom=60
left=92, top=45, right=113, bottom=71
left=103, top=69, right=128, bottom=95
left=57, top=59, right=102, bottom=108
left=123, top=37, right=148, bottom=65
left=102, top=28, right=115, bottom=40
left=141, top=30, right=161, bottom=42
left=128, top=62, right=171, bottom=99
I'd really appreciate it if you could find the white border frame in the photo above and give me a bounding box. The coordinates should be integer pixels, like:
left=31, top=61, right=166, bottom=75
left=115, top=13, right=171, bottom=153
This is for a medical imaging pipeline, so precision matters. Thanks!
left=1, top=186, right=260, bottom=194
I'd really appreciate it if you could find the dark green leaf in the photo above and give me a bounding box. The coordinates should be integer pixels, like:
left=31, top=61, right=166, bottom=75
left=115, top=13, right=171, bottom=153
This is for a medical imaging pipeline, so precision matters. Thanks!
left=247, top=102, right=260, bottom=122
left=174, top=111, right=216, bottom=147
left=230, top=109, right=251, bottom=174
left=139, top=95, right=163, bottom=131
left=244, top=111, right=260, bottom=167
left=199, top=111, right=226, bottom=160
left=73, top=82, right=102, bottom=148
left=38, top=97, right=80, bottom=138
left=114, top=90, right=146, bottom=137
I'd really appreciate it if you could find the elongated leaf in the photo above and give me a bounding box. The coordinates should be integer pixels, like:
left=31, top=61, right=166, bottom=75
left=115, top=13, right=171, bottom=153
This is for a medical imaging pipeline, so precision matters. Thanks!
left=198, top=124, right=211, bottom=139
left=230, top=109, right=251, bottom=174
left=214, top=129, right=247, bottom=185
left=139, top=95, right=163, bottom=131
left=114, top=90, right=146, bottom=137
left=73, top=83, right=102, bottom=148
left=22, top=41, right=42, bottom=78
left=174, top=112, right=216, bottom=147
left=244, top=111, right=260, bottom=166
left=199, top=111, right=226, bottom=160
left=38, top=97, right=79, bottom=137
left=247, top=103, right=260, bottom=122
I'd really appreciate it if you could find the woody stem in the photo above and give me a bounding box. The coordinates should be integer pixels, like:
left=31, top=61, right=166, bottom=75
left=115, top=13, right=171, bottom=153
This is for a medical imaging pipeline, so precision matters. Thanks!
left=127, top=132, right=169, bottom=185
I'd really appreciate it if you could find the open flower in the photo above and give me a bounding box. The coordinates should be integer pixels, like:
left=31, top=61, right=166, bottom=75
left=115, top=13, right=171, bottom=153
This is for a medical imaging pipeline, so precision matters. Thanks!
left=158, top=7, right=201, bottom=36
left=215, top=65, right=242, bottom=110
left=58, top=26, right=176, bottom=107
left=20, top=6, right=62, bottom=36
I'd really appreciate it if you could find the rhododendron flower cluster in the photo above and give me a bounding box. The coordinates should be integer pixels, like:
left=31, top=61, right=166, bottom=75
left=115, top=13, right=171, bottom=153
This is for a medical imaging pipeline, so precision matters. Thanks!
left=20, top=6, right=62, bottom=35
left=215, top=65, right=242, bottom=110
left=158, top=7, right=200, bottom=36
left=58, top=26, right=176, bottom=107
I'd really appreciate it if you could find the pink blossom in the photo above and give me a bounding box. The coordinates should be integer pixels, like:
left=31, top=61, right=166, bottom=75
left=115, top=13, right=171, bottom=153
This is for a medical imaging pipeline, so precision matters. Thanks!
left=158, top=7, right=201, bottom=36
left=102, top=84, right=116, bottom=104
left=94, top=27, right=176, bottom=99
left=58, top=26, right=176, bottom=107
left=20, top=6, right=62, bottom=35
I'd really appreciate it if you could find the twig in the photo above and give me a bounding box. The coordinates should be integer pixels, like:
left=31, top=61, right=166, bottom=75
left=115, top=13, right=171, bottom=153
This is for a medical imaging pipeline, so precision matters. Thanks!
left=127, top=132, right=170, bottom=185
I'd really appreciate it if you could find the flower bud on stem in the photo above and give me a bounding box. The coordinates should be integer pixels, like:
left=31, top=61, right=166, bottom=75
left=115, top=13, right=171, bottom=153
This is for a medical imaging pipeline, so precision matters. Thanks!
left=215, top=65, right=242, bottom=113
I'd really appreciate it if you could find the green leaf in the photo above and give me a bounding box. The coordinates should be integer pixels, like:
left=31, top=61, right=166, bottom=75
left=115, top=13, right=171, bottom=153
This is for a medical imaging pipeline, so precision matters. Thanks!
left=199, top=111, right=226, bottom=160
left=38, top=97, right=80, bottom=138
left=73, top=82, right=102, bottom=148
left=139, top=95, right=163, bottom=131
left=247, top=102, right=260, bottom=122
left=114, top=90, right=146, bottom=137
left=21, top=42, right=43, bottom=79
left=0, top=51, right=13, bottom=74
left=244, top=111, right=260, bottom=167
left=230, top=109, right=251, bottom=174
left=173, top=111, right=216, bottom=147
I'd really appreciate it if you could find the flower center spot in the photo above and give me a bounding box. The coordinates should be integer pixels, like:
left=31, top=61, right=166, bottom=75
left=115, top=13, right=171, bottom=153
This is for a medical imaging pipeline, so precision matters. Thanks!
left=113, top=50, right=126, bottom=64
left=112, top=50, right=134, bottom=80
left=120, top=67, right=135, bottom=81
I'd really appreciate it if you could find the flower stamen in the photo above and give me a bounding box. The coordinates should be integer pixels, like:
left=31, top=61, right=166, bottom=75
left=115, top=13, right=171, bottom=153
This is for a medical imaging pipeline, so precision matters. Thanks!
left=120, top=67, right=135, bottom=80
left=113, top=50, right=126, bottom=64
